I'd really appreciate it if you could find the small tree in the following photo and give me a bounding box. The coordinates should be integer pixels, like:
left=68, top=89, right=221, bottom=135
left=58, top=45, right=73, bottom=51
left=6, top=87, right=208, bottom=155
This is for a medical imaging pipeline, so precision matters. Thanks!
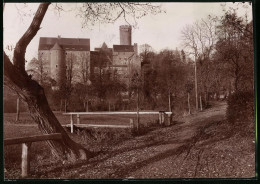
left=185, top=83, right=193, bottom=114
left=131, top=72, right=143, bottom=131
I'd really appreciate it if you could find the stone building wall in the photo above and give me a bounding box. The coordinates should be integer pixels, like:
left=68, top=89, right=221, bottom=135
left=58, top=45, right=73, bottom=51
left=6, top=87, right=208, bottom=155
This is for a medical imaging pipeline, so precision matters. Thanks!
left=37, top=37, right=91, bottom=87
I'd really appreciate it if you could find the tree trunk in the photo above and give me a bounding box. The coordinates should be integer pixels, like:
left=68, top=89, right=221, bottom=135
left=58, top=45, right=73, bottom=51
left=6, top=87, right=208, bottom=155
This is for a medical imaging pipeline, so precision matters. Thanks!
left=204, top=90, right=209, bottom=108
left=136, top=88, right=140, bottom=132
left=234, top=63, right=239, bottom=92
left=3, top=3, right=93, bottom=161
left=16, top=97, right=20, bottom=121
left=64, top=99, right=67, bottom=113
left=84, top=100, right=87, bottom=112
left=199, top=95, right=203, bottom=111
left=204, top=93, right=207, bottom=108
left=86, top=100, right=89, bottom=112
left=60, top=99, right=63, bottom=112
left=188, top=92, right=191, bottom=115
left=194, top=56, right=198, bottom=110
left=168, top=91, right=171, bottom=112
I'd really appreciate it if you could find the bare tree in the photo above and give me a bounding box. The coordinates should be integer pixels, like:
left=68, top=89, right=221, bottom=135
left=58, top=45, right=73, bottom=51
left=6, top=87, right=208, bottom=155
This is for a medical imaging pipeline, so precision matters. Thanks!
left=79, top=52, right=91, bottom=112
left=181, top=15, right=218, bottom=109
left=139, top=44, right=154, bottom=63
left=3, top=3, right=163, bottom=161
left=131, top=72, right=143, bottom=132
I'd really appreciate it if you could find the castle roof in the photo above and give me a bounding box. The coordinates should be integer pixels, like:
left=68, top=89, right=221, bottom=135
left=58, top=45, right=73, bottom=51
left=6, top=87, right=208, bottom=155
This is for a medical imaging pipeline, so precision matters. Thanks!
left=113, top=45, right=134, bottom=52
left=50, top=42, right=63, bottom=50
left=94, top=42, right=113, bottom=53
left=39, top=37, right=90, bottom=51
left=30, top=57, right=38, bottom=63
left=101, top=42, right=108, bottom=49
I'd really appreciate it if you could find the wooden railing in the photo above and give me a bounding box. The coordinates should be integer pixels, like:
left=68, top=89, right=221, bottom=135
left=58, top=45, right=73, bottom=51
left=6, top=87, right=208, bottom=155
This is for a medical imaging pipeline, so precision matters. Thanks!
left=4, top=133, right=62, bottom=178
left=63, top=111, right=173, bottom=133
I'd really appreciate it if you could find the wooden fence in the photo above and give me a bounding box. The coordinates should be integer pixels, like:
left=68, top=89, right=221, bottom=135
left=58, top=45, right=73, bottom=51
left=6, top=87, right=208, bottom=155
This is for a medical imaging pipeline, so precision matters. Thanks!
left=63, top=111, right=173, bottom=133
left=4, top=133, right=62, bottom=178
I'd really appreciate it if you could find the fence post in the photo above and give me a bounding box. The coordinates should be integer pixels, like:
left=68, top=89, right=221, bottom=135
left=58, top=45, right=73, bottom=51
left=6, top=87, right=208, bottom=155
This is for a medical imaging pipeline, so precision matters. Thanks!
left=70, top=114, right=74, bottom=133
left=159, top=111, right=165, bottom=124
left=165, top=113, right=172, bottom=126
left=77, top=114, right=80, bottom=124
left=129, top=118, right=134, bottom=129
left=158, top=112, right=162, bottom=124
left=21, top=142, right=32, bottom=178
left=16, top=97, right=20, bottom=121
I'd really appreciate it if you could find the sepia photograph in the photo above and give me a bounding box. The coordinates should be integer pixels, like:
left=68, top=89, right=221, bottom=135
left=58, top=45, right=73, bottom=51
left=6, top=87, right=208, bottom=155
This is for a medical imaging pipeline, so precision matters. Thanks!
left=3, top=1, right=255, bottom=180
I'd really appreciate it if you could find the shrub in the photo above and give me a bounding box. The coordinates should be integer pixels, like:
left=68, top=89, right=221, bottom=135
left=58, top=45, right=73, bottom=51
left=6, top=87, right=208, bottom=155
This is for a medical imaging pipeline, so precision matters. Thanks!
left=226, top=90, right=254, bottom=125
left=74, top=127, right=133, bottom=145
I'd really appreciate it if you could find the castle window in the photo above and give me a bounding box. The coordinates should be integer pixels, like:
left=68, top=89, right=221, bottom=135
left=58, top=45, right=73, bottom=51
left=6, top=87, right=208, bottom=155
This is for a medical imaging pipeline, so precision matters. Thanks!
left=56, top=65, right=58, bottom=68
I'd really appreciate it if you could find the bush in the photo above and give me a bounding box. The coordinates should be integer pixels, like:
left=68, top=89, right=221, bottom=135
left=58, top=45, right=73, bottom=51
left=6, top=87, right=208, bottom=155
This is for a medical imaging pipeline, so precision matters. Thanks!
left=73, top=127, right=133, bottom=145
left=226, top=90, right=254, bottom=125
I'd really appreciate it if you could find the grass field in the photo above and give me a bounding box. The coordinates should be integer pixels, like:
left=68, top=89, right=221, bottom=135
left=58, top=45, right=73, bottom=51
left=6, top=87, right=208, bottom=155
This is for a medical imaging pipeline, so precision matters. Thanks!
left=4, top=111, right=159, bottom=126
left=4, top=111, right=160, bottom=178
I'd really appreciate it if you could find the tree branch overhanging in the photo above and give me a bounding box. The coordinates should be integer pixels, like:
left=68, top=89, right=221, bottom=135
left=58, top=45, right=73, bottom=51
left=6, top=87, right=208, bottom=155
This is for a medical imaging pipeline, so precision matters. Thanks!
left=13, top=3, right=51, bottom=72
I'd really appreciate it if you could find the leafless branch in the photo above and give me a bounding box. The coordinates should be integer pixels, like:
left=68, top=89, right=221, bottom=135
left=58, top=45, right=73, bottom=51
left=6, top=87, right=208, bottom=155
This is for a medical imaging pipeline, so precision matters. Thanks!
left=13, top=3, right=51, bottom=72
left=75, top=3, right=164, bottom=29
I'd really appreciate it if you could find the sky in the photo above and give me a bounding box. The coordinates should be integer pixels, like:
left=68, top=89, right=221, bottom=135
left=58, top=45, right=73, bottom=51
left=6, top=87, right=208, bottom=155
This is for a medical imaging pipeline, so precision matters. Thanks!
left=3, top=2, right=252, bottom=62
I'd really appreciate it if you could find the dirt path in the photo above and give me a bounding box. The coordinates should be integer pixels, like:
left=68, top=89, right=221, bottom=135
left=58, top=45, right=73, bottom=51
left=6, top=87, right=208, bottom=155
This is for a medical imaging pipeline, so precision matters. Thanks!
left=7, top=101, right=252, bottom=179
left=39, top=101, right=254, bottom=179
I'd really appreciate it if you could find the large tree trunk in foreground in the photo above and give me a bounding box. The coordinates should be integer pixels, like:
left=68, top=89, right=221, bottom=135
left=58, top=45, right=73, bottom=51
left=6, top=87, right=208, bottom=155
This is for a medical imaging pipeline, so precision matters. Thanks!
left=3, top=3, right=92, bottom=161
left=4, top=53, right=92, bottom=161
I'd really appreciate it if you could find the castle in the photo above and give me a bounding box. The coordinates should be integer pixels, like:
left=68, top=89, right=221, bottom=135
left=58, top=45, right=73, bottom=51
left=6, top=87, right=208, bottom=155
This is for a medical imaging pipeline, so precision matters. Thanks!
left=91, top=25, right=140, bottom=86
left=27, top=25, right=140, bottom=89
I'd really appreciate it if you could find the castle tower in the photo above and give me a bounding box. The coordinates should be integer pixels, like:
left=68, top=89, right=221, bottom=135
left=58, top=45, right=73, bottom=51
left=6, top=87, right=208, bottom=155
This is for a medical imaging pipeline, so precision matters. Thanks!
left=50, top=42, right=66, bottom=88
left=120, top=25, right=132, bottom=45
